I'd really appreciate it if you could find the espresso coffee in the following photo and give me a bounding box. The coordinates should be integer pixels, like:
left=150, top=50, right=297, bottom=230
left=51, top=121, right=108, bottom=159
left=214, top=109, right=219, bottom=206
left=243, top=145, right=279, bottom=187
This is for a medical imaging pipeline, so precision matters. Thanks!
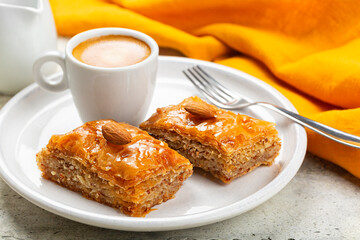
left=72, top=35, right=151, bottom=68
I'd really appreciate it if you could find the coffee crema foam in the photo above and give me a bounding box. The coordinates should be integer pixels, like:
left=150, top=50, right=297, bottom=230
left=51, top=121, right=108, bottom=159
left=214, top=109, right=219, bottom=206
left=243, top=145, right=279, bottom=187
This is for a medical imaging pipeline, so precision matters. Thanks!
left=72, top=35, right=151, bottom=68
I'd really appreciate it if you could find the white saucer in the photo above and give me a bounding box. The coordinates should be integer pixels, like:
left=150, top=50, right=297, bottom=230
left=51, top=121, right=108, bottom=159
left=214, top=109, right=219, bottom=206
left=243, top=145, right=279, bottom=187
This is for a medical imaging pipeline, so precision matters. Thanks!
left=0, top=56, right=306, bottom=231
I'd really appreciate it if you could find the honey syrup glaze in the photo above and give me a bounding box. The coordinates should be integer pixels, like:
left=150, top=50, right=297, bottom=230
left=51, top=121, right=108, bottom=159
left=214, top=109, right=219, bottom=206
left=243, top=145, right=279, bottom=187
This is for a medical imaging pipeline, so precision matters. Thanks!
left=48, top=120, right=191, bottom=183
left=140, top=96, right=279, bottom=153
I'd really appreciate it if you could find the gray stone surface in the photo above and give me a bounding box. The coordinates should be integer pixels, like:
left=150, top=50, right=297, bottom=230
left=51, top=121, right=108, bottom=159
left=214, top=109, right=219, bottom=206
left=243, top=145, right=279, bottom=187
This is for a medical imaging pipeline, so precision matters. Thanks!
left=0, top=95, right=11, bottom=107
left=1, top=94, right=359, bottom=240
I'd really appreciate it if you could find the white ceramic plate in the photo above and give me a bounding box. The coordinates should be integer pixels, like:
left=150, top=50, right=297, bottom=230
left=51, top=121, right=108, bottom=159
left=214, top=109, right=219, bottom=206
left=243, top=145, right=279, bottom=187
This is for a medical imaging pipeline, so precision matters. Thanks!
left=0, top=56, right=306, bottom=231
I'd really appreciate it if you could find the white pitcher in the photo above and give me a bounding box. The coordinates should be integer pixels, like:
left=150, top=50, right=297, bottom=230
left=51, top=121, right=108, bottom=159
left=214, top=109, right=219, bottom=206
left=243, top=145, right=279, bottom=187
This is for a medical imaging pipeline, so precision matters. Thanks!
left=0, top=0, right=57, bottom=95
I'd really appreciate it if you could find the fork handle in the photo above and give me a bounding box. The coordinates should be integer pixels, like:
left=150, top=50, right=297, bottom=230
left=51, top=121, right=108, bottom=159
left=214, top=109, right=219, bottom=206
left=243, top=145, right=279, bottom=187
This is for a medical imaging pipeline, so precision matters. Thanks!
left=255, top=102, right=360, bottom=149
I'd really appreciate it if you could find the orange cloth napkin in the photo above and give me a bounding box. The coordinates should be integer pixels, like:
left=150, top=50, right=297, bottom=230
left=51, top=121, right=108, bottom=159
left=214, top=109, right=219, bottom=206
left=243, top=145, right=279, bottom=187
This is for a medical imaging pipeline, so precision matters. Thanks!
left=50, top=0, right=360, bottom=178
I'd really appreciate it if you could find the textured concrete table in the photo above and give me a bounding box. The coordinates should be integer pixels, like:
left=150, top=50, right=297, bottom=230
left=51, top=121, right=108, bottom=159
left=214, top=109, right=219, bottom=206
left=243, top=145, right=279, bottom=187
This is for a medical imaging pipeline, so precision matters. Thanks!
left=0, top=93, right=359, bottom=240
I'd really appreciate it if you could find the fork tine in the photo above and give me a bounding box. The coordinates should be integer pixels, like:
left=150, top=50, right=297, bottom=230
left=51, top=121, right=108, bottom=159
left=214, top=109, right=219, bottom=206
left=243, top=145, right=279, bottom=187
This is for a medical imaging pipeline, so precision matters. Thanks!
left=195, top=65, right=237, bottom=100
left=192, top=66, right=233, bottom=103
left=191, top=67, right=233, bottom=103
left=187, top=68, right=230, bottom=103
left=182, top=69, right=226, bottom=105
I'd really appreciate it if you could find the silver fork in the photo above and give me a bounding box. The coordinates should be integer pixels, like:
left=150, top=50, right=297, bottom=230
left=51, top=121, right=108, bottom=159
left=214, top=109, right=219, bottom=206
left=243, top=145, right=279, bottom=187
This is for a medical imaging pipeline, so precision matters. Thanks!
left=183, top=65, right=360, bottom=149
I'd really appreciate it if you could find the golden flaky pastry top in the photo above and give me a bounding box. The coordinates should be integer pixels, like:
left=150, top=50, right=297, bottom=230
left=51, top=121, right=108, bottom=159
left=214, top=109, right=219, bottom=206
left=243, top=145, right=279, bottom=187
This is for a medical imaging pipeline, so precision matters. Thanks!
left=140, top=96, right=279, bottom=155
left=44, top=120, right=192, bottom=187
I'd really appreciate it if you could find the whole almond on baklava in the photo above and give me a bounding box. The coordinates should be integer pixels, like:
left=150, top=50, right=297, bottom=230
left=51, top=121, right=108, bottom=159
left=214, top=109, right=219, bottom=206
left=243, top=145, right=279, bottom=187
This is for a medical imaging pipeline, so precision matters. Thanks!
left=102, top=121, right=132, bottom=145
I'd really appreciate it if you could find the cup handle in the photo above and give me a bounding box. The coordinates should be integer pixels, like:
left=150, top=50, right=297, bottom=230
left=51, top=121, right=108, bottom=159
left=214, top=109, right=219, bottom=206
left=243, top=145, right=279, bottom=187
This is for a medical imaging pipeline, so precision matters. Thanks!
left=33, top=51, right=69, bottom=92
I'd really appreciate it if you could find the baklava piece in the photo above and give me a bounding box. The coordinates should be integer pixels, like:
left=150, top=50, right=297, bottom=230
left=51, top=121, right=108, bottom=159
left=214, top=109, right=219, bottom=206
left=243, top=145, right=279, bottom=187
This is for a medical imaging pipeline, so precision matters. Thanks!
left=36, top=120, right=193, bottom=217
left=140, top=96, right=281, bottom=183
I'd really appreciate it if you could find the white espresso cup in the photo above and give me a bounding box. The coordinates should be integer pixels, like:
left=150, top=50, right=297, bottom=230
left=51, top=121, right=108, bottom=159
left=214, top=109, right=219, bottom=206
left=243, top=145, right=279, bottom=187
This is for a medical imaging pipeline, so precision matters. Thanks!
left=33, top=28, right=159, bottom=125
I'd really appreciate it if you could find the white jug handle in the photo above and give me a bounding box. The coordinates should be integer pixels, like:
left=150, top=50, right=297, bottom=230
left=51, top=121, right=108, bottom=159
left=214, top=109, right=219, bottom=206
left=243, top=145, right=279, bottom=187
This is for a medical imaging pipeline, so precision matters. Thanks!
left=33, top=51, right=68, bottom=92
